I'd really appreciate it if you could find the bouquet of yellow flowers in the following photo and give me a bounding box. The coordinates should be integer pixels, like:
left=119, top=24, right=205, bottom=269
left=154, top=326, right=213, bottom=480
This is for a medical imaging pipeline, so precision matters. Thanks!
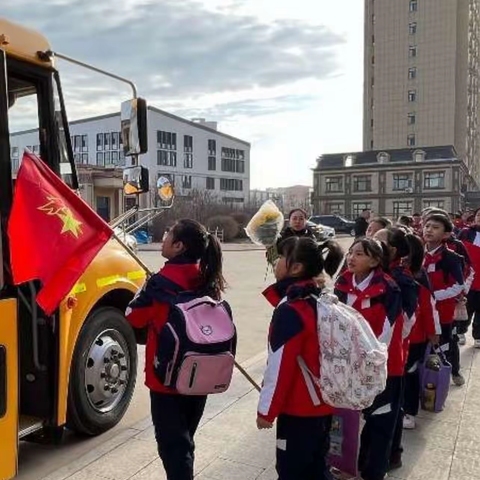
left=246, top=200, right=284, bottom=246
left=246, top=200, right=284, bottom=267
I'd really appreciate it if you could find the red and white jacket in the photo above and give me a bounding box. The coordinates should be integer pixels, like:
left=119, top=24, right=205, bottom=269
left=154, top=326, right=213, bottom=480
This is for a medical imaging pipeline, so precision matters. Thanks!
left=459, top=227, right=480, bottom=292
left=334, top=269, right=405, bottom=377
left=423, top=245, right=465, bottom=325
left=409, top=269, right=441, bottom=344
left=125, top=256, right=202, bottom=393
left=258, top=279, right=334, bottom=423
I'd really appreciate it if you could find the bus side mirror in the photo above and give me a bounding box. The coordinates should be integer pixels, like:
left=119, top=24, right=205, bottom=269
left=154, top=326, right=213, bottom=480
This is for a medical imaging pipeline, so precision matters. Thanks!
left=121, top=98, right=148, bottom=156
left=123, top=166, right=149, bottom=195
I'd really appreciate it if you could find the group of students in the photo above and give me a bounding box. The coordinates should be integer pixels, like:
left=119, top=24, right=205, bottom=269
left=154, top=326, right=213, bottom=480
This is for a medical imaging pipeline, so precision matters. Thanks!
left=123, top=207, right=480, bottom=480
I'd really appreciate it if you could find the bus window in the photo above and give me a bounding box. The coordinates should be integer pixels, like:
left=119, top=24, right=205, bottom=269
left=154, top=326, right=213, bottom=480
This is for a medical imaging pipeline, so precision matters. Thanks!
left=7, top=75, right=40, bottom=177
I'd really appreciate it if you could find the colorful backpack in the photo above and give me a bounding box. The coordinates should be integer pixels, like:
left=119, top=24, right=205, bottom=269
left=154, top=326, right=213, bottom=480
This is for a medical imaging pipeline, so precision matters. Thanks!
left=299, top=293, right=388, bottom=410
left=154, top=295, right=237, bottom=395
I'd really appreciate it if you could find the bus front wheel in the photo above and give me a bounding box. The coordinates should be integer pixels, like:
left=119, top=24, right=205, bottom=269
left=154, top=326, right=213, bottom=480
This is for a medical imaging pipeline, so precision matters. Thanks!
left=67, top=307, right=137, bottom=436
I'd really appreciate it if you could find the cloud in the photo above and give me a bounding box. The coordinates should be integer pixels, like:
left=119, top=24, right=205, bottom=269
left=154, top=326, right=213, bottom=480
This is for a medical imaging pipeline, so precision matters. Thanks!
left=3, top=0, right=343, bottom=104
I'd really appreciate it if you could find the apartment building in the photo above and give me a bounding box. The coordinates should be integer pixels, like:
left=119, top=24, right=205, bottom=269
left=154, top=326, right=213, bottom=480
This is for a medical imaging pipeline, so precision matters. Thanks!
left=313, top=146, right=471, bottom=218
left=313, top=0, right=480, bottom=216
left=363, top=0, right=480, bottom=182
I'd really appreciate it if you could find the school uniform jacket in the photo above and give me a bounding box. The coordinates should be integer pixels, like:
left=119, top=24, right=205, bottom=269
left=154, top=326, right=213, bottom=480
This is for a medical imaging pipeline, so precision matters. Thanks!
left=446, top=236, right=474, bottom=293
left=458, top=227, right=480, bottom=292
left=125, top=256, right=202, bottom=393
left=390, top=262, right=419, bottom=340
left=423, top=245, right=465, bottom=325
left=409, top=269, right=441, bottom=344
left=334, top=269, right=405, bottom=377
left=258, top=279, right=333, bottom=424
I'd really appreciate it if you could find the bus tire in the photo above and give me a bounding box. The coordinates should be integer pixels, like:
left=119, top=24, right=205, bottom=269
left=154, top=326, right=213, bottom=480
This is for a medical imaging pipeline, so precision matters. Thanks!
left=67, top=307, right=137, bottom=436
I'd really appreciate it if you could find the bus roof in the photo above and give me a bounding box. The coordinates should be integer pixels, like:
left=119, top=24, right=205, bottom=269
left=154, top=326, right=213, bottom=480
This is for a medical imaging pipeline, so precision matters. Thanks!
left=0, top=18, right=53, bottom=68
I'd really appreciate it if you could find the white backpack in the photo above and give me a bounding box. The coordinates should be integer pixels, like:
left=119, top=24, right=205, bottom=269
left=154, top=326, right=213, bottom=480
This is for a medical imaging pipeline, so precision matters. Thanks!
left=299, top=293, right=388, bottom=411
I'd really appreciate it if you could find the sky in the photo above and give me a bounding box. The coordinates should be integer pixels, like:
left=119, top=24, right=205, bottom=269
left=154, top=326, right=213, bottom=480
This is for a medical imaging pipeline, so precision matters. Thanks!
left=3, top=0, right=365, bottom=189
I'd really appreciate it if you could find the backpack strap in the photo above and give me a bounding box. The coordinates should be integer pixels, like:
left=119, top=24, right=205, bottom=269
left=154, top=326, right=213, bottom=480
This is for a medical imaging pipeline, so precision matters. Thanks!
left=297, top=356, right=322, bottom=407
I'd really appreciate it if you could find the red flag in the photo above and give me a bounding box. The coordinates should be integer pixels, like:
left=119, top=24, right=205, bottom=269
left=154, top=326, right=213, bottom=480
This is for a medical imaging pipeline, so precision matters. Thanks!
left=8, top=151, right=113, bottom=314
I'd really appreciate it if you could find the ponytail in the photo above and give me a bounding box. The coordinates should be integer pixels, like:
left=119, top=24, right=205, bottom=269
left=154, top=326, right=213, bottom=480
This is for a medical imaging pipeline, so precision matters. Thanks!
left=278, top=237, right=344, bottom=279
left=321, top=240, right=344, bottom=277
left=200, top=233, right=226, bottom=300
left=405, top=233, right=424, bottom=275
left=170, top=219, right=226, bottom=299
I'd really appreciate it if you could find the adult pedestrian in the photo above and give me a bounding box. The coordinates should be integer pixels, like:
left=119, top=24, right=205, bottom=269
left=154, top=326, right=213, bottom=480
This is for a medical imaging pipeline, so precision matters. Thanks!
left=277, top=209, right=316, bottom=246
left=354, top=209, right=371, bottom=239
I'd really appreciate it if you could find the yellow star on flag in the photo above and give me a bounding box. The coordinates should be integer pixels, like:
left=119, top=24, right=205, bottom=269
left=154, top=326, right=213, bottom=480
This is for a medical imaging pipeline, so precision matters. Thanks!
left=59, top=209, right=83, bottom=238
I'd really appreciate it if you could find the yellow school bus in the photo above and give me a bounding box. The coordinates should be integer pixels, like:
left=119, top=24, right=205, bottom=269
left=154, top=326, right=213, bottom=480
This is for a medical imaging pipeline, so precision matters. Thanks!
left=0, top=18, right=151, bottom=479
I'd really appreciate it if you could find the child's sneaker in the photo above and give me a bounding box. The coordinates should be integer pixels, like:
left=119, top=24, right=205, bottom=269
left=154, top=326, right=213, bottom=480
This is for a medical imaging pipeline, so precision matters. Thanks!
left=403, top=414, right=416, bottom=430
left=474, top=339, right=480, bottom=349
left=452, top=373, right=465, bottom=386
left=458, top=334, right=466, bottom=346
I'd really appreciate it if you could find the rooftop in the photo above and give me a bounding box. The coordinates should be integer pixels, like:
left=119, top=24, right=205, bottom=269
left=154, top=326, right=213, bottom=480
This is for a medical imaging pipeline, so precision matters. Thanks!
left=316, top=146, right=458, bottom=170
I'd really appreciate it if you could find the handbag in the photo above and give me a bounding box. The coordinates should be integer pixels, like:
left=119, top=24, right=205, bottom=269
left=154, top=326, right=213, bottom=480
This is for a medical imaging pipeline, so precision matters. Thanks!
left=419, top=343, right=451, bottom=413
left=329, top=409, right=361, bottom=478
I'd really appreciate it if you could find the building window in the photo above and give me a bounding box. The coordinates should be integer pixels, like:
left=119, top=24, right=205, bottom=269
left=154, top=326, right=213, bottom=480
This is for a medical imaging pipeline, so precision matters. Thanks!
left=423, top=200, right=445, bottom=209
left=208, top=156, right=216, bottom=171
left=206, top=177, right=215, bottom=190
left=409, top=46, right=417, bottom=58
left=408, top=67, right=417, bottom=80
left=344, top=155, right=354, bottom=168
left=408, top=90, right=417, bottom=102
left=407, top=134, right=416, bottom=146
left=182, top=175, right=192, bottom=189
left=208, top=139, right=216, bottom=156
left=96, top=133, right=103, bottom=151
left=220, top=178, right=243, bottom=191
left=236, top=160, right=245, bottom=173
left=409, top=22, right=417, bottom=35
left=104, top=133, right=111, bottom=151
left=82, top=135, right=88, bottom=152
left=112, top=132, right=119, bottom=151
left=112, top=151, right=119, bottom=163
left=105, top=151, right=112, bottom=165
left=414, top=149, right=426, bottom=162
left=353, top=175, right=372, bottom=192
left=352, top=203, right=372, bottom=218
left=393, top=201, right=413, bottom=217
left=408, top=113, right=416, bottom=125
left=184, top=135, right=193, bottom=152
left=326, top=203, right=344, bottom=214
left=377, top=152, right=390, bottom=164
left=393, top=173, right=413, bottom=191
left=325, top=177, right=343, bottom=193
left=97, top=196, right=111, bottom=222
left=157, top=131, right=176, bottom=150
left=157, top=150, right=177, bottom=167
left=409, top=0, right=418, bottom=12
left=96, top=152, right=104, bottom=166
left=424, top=171, right=446, bottom=189
left=184, top=153, right=193, bottom=169
left=81, top=153, right=88, bottom=164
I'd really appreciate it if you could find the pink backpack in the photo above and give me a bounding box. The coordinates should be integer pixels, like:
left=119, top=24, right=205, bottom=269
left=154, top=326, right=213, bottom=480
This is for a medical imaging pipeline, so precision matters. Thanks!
left=154, top=296, right=237, bottom=395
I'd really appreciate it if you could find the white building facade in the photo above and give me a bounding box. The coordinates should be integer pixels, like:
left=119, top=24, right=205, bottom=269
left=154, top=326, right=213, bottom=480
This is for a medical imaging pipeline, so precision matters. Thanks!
left=10, top=106, right=251, bottom=211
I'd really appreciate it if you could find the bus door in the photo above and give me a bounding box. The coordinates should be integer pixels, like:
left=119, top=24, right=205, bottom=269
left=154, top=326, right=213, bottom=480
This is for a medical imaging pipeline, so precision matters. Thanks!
left=0, top=47, right=19, bottom=480
left=0, top=297, right=19, bottom=480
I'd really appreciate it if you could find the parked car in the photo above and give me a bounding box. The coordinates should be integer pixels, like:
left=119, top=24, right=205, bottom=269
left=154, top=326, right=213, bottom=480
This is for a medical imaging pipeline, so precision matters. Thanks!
left=309, top=215, right=356, bottom=236
left=307, top=221, right=335, bottom=241
left=282, top=220, right=335, bottom=242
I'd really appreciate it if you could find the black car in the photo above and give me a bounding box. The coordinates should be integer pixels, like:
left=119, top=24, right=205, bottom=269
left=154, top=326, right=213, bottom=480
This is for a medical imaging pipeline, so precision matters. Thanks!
left=309, top=215, right=356, bottom=236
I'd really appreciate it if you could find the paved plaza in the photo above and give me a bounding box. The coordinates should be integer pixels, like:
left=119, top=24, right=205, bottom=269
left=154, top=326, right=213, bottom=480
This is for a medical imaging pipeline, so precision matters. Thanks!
left=36, top=338, right=480, bottom=480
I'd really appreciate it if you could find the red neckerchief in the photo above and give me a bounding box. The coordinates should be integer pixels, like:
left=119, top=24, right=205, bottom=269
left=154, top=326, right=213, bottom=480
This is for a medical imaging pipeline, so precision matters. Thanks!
left=424, top=247, right=443, bottom=269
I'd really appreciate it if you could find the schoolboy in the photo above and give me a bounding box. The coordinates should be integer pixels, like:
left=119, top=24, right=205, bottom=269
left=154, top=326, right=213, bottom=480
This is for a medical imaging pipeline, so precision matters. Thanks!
left=423, top=214, right=466, bottom=386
